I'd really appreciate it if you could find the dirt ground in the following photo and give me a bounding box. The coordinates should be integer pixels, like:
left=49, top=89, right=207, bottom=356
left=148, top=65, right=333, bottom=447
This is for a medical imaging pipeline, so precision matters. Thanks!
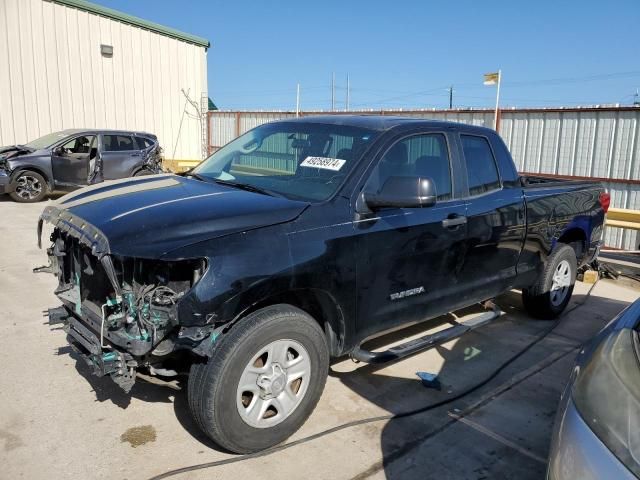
left=1, top=194, right=638, bottom=480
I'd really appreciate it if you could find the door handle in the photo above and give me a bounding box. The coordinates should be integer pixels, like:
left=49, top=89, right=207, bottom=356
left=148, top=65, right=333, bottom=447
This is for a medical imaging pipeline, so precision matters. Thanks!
left=442, top=215, right=467, bottom=228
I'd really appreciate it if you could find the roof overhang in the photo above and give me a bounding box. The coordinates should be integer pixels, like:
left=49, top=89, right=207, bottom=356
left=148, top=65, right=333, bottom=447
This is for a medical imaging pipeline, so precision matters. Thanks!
left=48, top=0, right=210, bottom=49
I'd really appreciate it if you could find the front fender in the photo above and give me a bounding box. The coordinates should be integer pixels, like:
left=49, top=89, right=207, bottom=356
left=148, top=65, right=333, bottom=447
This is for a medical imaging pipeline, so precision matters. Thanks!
left=170, top=224, right=295, bottom=327
left=7, top=151, right=53, bottom=183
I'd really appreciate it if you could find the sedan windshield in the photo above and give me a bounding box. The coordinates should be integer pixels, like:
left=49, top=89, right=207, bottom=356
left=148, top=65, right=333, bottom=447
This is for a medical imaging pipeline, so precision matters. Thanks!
left=25, top=131, right=73, bottom=150
left=192, top=122, right=379, bottom=202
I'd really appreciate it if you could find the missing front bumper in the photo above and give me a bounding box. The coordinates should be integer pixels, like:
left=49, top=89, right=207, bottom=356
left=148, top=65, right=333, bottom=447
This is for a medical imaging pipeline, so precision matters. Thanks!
left=50, top=306, right=138, bottom=392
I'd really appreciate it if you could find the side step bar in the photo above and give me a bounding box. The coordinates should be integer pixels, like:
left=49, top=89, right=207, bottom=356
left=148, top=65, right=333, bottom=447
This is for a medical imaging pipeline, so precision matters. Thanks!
left=350, top=303, right=503, bottom=364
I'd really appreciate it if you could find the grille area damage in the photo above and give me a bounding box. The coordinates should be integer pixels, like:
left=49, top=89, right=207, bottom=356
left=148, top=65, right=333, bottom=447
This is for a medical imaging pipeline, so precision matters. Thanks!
left=41, top=226, right=205, bottom=392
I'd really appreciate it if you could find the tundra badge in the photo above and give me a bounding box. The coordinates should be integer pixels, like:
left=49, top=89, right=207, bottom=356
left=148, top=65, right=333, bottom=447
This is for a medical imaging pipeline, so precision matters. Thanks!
left=390, top=286, right=425, bottom=301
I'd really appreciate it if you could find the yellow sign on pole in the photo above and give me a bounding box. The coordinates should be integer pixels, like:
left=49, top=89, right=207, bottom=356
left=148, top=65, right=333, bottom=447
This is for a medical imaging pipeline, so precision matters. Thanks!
left=483, top=72, right=500, bottom=85
left=484, top=70, right=502, bottom=130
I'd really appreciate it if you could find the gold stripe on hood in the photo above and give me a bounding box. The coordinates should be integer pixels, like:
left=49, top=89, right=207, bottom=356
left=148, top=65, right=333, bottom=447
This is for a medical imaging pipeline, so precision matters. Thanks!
left=57, top=175, right=180, bottom=209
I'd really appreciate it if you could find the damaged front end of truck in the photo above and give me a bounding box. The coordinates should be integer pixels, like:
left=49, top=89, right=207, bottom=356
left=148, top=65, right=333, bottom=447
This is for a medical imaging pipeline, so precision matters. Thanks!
left=38, top=206, right=210, bottom=392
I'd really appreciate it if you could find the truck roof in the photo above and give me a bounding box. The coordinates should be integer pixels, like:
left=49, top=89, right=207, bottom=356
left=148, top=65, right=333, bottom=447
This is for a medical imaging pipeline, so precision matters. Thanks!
left=281, top=114, right=495, bottom=134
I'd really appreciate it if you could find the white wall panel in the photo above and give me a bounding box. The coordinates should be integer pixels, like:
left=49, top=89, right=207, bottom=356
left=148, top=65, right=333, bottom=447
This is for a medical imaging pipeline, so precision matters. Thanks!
left=0, top=0, right=208, bottom=160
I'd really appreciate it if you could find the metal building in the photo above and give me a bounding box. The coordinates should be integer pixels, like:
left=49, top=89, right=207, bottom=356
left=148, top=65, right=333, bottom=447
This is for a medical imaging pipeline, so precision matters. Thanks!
left=0, top=0, right=209, bottom=164
left=208, top=107, right=640, bottom=249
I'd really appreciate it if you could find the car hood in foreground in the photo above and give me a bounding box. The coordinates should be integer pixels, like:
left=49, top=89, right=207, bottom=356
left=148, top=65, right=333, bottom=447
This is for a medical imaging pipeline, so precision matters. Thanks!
left=39, top=174, right=309, bottom=258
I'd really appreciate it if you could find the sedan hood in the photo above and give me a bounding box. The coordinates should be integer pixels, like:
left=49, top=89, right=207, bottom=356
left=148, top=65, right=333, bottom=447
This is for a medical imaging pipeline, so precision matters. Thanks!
left=39, top=174, right=309, bottom=258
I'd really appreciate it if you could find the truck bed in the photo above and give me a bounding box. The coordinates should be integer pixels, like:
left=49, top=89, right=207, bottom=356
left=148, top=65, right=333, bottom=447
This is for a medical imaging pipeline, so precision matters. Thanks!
left=520, top=174, right=599, bottom=189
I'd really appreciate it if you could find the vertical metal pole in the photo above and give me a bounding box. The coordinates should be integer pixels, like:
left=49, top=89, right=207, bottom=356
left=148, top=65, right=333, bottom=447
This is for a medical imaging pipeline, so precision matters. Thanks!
left=553, top=113, right=563, bottom=175
left=449, top=86, right=453, bottom=109
left=494, top=69, right=502, bottom=131
left=606, top=110, right=619, bottom=178
left=346, top=74, right=350, bottom=111
left=331, top=72, right=335, bottom=111
left=296, top=83, right=300, bottom=117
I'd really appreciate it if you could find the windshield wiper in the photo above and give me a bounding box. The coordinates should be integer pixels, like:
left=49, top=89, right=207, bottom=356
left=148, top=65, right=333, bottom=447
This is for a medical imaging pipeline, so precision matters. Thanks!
left=213, top=179, right=280, bottom=197
left=187, top=172, right=215, bottom=183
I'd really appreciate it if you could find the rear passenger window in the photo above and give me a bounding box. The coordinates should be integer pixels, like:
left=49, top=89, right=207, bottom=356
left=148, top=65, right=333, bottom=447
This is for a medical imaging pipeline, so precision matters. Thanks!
left=103, top=135, right=135, bottom=152
left=460, top=135, right=501, bottom=195
left=365, top=133, right=452, bottom=201
left=135, top=137, right=154, bottom=150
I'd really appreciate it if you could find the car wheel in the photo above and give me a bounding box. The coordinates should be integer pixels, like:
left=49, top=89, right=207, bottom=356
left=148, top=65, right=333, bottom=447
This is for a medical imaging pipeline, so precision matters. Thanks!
left=133, top=169, right=154, bottom=177
left=188, top=304, right=329, bottom=453
left=9, top=170, right=48, bottom=203
left=522, top=244, right=577, bottom=319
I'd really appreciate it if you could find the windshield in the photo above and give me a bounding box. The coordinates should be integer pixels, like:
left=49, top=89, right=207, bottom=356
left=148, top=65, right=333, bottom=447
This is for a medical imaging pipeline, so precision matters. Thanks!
left=192, top=122, right=379, bottom=202
left=25, top=131, right=73, bottom=150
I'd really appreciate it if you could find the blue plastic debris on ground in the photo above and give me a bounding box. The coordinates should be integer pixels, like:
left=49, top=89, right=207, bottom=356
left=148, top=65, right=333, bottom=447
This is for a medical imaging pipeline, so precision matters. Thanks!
left=416, top=371, right=441, bottom=390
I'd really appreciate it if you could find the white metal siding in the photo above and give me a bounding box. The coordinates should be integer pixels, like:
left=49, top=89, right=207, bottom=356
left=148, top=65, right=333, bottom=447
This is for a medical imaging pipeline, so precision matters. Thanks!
left=0, top=0, right=207, bottom=160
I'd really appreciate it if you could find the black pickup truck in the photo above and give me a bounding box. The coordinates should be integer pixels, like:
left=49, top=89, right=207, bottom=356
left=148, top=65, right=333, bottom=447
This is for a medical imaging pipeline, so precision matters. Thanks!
left=38, top=116, right=608, bottom=453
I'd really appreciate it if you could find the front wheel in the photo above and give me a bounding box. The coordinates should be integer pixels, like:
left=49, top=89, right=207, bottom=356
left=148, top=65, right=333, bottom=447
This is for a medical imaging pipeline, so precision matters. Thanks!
left=188, top=304, right=329, bottom=453
left=9, top=170, right=48, bottom=202
left=523, top=244, right=577, bottom=319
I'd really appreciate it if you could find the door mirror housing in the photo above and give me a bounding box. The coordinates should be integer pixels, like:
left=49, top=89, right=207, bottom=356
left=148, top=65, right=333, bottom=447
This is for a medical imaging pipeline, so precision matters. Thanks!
left=53, top=146, right=65, bottom=156
left=365, top=176, right=437, bottom=210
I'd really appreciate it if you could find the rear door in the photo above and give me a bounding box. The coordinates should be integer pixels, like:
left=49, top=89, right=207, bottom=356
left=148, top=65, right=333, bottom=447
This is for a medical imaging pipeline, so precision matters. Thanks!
left=455, top=133, right=526, bottom=301
left=51, top=135, right=96, bottom=186
left=353, top=130, right=469, bottom=341
left=100, top=134, right=141, bottom=179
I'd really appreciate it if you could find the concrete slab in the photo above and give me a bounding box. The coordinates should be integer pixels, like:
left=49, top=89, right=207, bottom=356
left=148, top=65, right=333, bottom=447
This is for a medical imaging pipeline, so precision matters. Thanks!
left=0, top=195, right=639, bottom=480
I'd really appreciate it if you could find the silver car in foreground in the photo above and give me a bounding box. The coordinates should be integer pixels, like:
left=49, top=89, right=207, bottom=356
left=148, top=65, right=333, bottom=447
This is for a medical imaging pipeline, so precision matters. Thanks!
left=548, top=297, right=640, bottom=479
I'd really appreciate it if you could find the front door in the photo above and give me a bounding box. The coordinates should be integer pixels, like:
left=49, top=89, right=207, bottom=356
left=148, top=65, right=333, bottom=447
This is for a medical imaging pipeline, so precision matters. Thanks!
left=100, top=134, right=140, bottom=180
left=354, top=132, right=468, bottom=342
left=51, top=135, right=96, bottom=186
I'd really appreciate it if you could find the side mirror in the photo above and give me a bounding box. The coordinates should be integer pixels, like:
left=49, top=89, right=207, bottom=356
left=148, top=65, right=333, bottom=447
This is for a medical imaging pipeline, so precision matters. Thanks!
left=53, top=146, right=65, bottom=156
left=365, top=176, right=437, bottom=210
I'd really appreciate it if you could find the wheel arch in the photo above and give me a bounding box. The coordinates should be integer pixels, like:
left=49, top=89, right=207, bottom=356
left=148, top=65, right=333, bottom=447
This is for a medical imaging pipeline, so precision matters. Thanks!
left=557, top=227, right=587, bottom=262
left=11, top=165, right=52, bottom=188
left=131, top=165, right=147, bottom=176
left=231, top=288, right=346, bottom=357
left=11, top=165, right=52, bottom=190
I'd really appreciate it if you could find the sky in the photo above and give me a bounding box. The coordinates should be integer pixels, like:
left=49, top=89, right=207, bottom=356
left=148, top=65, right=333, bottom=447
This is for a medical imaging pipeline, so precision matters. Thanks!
left=96, top=0, right=640, bottom=111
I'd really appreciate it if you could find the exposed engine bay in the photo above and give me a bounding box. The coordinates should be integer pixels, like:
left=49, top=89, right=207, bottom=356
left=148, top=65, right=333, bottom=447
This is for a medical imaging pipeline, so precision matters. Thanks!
left=41, top=227, right=206, bottom=392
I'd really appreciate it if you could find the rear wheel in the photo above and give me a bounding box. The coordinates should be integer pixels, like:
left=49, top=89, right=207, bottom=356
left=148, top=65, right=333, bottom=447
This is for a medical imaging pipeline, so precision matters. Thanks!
left=133, top=168, right=154, bottom=177
left=523, top=244, right=577, bottom=319
left=188, top=304, right=329, bottom=453
left=9, top=170, right=48, bottom=203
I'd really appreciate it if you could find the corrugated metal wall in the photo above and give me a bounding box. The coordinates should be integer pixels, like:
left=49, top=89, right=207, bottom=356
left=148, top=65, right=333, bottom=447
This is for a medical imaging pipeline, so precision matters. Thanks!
left=209, top=107, right=640, bottom=249
left=0, top=0, right=208, bottom=161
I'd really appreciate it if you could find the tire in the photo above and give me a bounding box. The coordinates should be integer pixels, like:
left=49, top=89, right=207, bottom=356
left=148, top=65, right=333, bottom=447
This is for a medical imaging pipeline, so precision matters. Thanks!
left=9, top=170, right=48, bottom=203
left=522, top=244, right=577, bottom=319
left=188, top=304, right=329, bottom=453
left=133, top=169, right=154, bottom=177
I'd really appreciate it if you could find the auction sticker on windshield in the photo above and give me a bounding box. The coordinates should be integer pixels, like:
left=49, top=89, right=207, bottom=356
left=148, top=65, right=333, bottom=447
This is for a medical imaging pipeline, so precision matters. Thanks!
left=300, top=156, right=346, bottom=171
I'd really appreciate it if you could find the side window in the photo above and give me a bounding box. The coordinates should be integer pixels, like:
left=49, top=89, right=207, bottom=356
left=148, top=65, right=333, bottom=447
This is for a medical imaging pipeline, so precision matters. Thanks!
left=61, top=135, right=95, bottom=154
left=103, top=135, right=135, bottom=152
left=365, top=133, right=452, bottom=201
left=460, top=135, right=501, bottom=195
left=135, top=136, right=155, bottom=150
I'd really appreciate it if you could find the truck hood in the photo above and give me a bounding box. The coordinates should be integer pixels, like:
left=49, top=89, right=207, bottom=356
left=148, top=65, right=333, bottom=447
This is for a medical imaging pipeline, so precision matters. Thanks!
left=39, top=174, right=309, bottom=258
